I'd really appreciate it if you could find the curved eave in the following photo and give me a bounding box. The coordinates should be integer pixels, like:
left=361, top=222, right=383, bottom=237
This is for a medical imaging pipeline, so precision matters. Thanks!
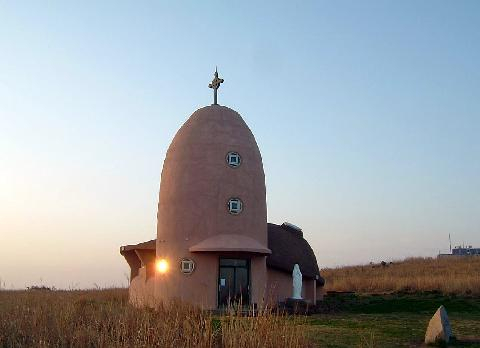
left=120, top=239, right=156, bottom=255
left=189, top=234, right=271, bottom=255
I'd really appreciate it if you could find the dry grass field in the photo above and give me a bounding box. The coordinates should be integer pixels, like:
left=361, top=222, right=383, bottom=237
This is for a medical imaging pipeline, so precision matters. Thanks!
left=1, top=289, right=479, bottom=347
left=2, top=257, right=479, bottom=347
left=0, top=289, right=310, bottom=348
left=322, top=256, right=480, bottom=296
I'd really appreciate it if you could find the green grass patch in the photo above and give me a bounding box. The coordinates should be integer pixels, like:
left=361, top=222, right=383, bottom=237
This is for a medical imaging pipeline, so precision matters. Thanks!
left=318, top=292, right=480, bottom=314
left=308, top=293, right=480, bottom=347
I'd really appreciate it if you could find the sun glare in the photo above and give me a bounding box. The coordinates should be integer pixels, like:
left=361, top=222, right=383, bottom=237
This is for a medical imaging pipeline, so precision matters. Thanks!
left=156, top=259, right=169, bottom=274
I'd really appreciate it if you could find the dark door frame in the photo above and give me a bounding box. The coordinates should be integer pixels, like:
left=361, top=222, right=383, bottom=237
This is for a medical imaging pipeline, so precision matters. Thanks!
left=217, top=257, right=251, bottom=308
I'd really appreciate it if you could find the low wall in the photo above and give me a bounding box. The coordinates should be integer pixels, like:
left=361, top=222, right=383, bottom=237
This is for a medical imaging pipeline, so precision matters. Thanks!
left=129, top=265, right=155, bottom=307
left=266, top=268, right=317, bottom=304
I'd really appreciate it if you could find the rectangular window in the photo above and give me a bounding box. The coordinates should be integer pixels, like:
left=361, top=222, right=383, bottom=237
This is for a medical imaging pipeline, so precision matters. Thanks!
left=219, top=258, right=247, bottom=267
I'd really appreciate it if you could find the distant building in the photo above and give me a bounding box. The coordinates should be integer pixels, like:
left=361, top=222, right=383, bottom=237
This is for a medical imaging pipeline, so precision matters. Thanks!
left=120, top=70, right=324, bottom=309
left=451, top=246, right=480, bottom=256
left=439, top=245, right=480, bottom=257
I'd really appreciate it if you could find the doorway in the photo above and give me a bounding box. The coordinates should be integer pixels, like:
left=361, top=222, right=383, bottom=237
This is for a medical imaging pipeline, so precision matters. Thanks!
left=218, top=258, right=250, bottom=307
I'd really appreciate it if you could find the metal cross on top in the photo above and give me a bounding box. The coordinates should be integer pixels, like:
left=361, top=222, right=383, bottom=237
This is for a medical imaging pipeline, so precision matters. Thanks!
left=208, top=67, right=224, bottom=105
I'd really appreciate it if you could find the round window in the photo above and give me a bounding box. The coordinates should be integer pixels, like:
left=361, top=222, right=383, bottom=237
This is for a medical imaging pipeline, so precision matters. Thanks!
left=180, top=258, right=195, bottom=274
left=227, top=198, right=243, bottom=215
left=226, top=151, right=241, bottom=168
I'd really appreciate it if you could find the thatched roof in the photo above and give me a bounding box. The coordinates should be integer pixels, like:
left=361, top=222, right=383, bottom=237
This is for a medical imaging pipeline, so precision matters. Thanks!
left=120, top=239, right=155, bottom=254
left=267, top=223, right=323, bottom=283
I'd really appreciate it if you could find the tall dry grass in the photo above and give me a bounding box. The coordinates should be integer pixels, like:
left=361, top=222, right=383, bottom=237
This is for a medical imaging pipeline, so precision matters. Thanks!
left=221, top=307, right=308, bottom=348
left=0, top=288, right=311, bottom=348
left=322, top=256, right=480, bottom=295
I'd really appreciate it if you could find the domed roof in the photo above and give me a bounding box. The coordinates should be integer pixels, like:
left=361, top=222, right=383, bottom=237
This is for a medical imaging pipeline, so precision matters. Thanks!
left=157, top=104, right=268, bottom=255
left=267, top=223, right=323, bottom=282
left=167, top=105, right=259, bottom=154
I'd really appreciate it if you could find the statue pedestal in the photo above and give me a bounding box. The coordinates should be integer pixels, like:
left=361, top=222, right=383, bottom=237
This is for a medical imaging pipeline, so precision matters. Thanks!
left=285, top=297, right=309, bottom=314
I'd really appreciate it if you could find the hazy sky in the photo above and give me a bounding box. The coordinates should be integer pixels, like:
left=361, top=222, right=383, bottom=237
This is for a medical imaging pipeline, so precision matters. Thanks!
left=1, top=1, right=479, bottom=289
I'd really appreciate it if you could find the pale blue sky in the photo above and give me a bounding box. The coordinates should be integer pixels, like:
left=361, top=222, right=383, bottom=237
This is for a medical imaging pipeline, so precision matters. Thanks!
left=1, top=1, right=479, bottom=289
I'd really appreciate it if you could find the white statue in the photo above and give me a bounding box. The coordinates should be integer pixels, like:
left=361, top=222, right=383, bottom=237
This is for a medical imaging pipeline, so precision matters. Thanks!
left=292, top=263, right=303, bottom=299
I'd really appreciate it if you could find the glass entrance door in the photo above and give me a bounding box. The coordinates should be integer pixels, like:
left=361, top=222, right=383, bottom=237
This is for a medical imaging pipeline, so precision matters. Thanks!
left=218, top=258, right=250, bottom=307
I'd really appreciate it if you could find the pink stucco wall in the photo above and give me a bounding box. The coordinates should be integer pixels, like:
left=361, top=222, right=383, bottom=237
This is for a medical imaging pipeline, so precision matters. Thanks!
left=154, top=253, right=267, bottom=309
left=129, top=260, right=319, bottom=308
left=129, top=266, right=155, bottom=307
left=127, top=253, right=269, bottom=309
left=154, top=105, right=269, bottom=309
left=266, top=268, right=317, bottom=304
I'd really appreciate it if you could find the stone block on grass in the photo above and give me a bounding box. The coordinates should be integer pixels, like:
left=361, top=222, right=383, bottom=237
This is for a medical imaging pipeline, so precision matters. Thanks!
left=425, top=305, right=453, bottom=345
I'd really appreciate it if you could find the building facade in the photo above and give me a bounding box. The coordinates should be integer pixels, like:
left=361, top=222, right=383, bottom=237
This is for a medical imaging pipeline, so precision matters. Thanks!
left=120, top=73, right=324, bottom=309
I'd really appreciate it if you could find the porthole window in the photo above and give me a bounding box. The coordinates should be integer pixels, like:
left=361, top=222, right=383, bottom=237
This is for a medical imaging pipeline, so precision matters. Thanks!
left=180, top=259, right=195, bottom=274
left=226, top=151, right=241, bottom=168
left=228, top=198, right=243, bottom=215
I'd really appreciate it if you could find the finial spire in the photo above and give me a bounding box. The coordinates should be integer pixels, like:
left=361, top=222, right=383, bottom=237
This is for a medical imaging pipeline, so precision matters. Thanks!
left=208, top=67, right=224, bottom=105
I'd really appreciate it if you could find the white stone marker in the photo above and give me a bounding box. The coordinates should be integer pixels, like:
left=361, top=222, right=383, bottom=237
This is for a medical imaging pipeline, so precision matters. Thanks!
left=425, top=305, right=453, bottom=345
left=292, top=263, right=303, bottom=300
